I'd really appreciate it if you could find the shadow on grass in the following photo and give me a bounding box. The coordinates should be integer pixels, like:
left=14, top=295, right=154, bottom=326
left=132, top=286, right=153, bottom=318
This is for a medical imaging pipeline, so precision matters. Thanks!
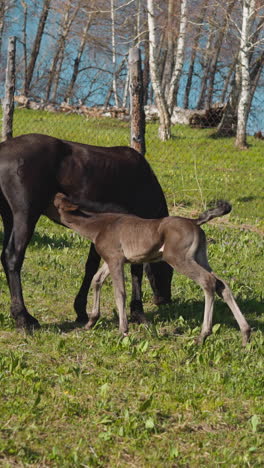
left=0, top=229, right=77, bottom=250
left=237, top=195, right=264, bottom=203
left=30, top=231, right=76, bottom=249
left=42, top=297, right=263, bottom=335
left=144, top=296, right=264, bottom=333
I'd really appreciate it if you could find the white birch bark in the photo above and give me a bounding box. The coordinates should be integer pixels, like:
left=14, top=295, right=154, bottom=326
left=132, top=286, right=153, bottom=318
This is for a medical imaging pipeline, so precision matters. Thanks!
left=2, top=36, right=16, bottom=141
left=161, top=0, right=174, bottom=96
left=167, top=0, right=188, bottom=113
left=111, top=0, right=119, bottom=107
left=236, top=0, right=256, bottom=148
left=147, top=0, right=171, bottom=141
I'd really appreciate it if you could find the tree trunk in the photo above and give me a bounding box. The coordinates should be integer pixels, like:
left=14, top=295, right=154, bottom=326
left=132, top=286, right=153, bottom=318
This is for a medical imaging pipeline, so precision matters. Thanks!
left=64, top=17, right=92, bottom=102
left=24, top=0, right=51, bottom=96
left=235, top=0, right=256, bottom=149
left=46, top=2, right=78, bottom=102
left=220, top=53, right=238, bottom=104
left=206, top=0, right=236, bottom=108
left=167, top=0, right=188, bottom=113
left=129, top=47, right=146, bottom=155
left=20, top=0, right=28, bottom=96
left=217, top=66, right=240, bottom=137
left=0, top=0, right=7, bottom=60
left=183, top=0, right=208, bottom=109
left=161, top=0, right=174, bottom=97
left=143, top=34, right=150, bottom=105
left=122, top=66, right=129, bottom=108
left=147, top=0, right=170, bottom=141
left=2, top=36, right=16, bottom=141
left=247, top=51, right=264, bottom=116
left=111, top=0, right=119, bottom=107
left=196, top=8, right=217, bottom=109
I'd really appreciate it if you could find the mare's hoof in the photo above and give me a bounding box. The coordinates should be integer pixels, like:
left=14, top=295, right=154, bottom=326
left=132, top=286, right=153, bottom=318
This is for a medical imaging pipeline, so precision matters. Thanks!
left=130, top=312, right=148, bottom=324
left=153, top=295, right=171, bottom=306
left=15, top=314, right=41, bottom=331
left=75, top=315, right=89, bottom=326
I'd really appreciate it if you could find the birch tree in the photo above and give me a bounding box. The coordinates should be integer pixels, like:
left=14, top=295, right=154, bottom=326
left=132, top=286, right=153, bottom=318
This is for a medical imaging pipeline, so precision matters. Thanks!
left=46, top=1, right=79, bottom=102
left=24, top=0, right=51, bottom=96
left=111, top=0, right=119, bottom=106
left=235, top=0, right=256, bottom=148
left=161, top=0, right=174, bottom=97
left=196, top=7, right=218, bottom=109
left=64, top=17, right=92, bottom=102
left=205, top=0, right=236, bottom=108
left=0, top=0, right=8, bottom=60
left=167, top=0, right=188, bottom=113
left=147, top=0, right=171, bottom=140
left=183, top=0, right=209, bottom=109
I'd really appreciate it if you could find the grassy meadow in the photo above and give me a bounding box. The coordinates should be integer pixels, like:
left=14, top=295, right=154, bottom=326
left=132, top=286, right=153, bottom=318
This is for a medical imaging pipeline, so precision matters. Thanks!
left=0, top=109, right=263, bottom=467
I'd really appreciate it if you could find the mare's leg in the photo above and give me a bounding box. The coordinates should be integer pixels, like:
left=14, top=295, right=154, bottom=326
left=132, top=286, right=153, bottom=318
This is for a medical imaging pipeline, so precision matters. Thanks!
left=130, top=264, right=147, bottom=324
left=85, top=262, right=110, bottom=330
left=74, top=244, right=101, bottom=324
left=214, top=275, right=251, bottom=345
left=3, top=211, right=41, bottom=329
left=108, top=260, right=128, bottom=335
left=145, top=261, right=173, bottom=305
left=0, top=203, right=13, bottom=285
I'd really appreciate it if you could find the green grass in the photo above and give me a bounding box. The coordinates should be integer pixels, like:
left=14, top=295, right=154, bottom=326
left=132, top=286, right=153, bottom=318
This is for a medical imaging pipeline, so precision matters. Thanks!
left=0, top=109, right=263, bottom=467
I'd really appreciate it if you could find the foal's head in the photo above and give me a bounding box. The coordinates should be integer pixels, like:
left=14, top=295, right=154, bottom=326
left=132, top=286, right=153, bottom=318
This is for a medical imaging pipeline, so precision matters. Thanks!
left=54, top=193, right=79, bottom=213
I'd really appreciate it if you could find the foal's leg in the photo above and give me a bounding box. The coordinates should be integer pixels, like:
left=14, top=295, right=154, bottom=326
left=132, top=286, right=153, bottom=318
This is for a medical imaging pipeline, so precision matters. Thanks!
left=164, top=253, right=216, bottom=344
left=74, top=244, right=101, bottom=324
left=130, top=264, right=147, bottom=324
left=85, top=262, right=110, bottom=330
left=214, top=275, right=251, bottom=345
left=108, top=260, right=128, bottom=335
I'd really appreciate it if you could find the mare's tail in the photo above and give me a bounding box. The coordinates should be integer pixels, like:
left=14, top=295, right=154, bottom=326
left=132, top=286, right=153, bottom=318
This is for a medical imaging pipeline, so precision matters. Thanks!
left=195, top=200, right=232, bottom=226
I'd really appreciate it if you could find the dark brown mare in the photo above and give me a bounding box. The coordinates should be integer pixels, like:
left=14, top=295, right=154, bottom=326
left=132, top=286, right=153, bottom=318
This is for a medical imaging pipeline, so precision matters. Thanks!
left=0, top=133, right=172, bottom=330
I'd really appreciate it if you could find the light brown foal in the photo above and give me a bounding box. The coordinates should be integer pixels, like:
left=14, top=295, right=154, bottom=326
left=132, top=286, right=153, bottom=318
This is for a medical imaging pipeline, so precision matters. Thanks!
left=54, top=193, right=251, bottom=345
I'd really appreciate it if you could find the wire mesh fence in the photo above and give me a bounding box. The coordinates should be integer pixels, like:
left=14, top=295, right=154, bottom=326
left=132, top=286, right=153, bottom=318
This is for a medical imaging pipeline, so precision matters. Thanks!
left=1, top=102, right=263, bottom=229
left=0, top=0, right=263, bottom=229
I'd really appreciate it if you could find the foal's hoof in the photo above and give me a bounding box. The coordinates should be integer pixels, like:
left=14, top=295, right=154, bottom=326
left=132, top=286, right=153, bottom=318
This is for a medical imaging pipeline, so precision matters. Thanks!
left=194, top=334, right=206, bottom=345
left=242, top=327, right=251, bottom=346
left=84, top=319, right=98, bottom=330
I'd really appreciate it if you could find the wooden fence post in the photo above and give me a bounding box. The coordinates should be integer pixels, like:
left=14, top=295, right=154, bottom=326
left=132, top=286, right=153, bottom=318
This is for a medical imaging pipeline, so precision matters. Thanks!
left=2, top=36, right=16, bottom=141
left=129, top=46, right=146, bottom=155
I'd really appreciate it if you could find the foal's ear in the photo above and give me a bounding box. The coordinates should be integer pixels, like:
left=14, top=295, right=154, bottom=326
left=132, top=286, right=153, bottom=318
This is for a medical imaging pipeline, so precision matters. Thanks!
left=54, top=193, right=79, bottom=212
left=61, top=199, right=79, bottom=212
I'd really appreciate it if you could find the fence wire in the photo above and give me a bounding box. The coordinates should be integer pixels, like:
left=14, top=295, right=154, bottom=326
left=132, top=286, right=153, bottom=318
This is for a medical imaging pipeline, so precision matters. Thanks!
left=1, top=103, right=262, bottom=228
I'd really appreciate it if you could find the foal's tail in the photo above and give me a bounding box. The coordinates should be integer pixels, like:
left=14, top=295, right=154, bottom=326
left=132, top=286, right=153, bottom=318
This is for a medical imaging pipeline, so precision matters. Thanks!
left=195, top=200, right=232, bottom=226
